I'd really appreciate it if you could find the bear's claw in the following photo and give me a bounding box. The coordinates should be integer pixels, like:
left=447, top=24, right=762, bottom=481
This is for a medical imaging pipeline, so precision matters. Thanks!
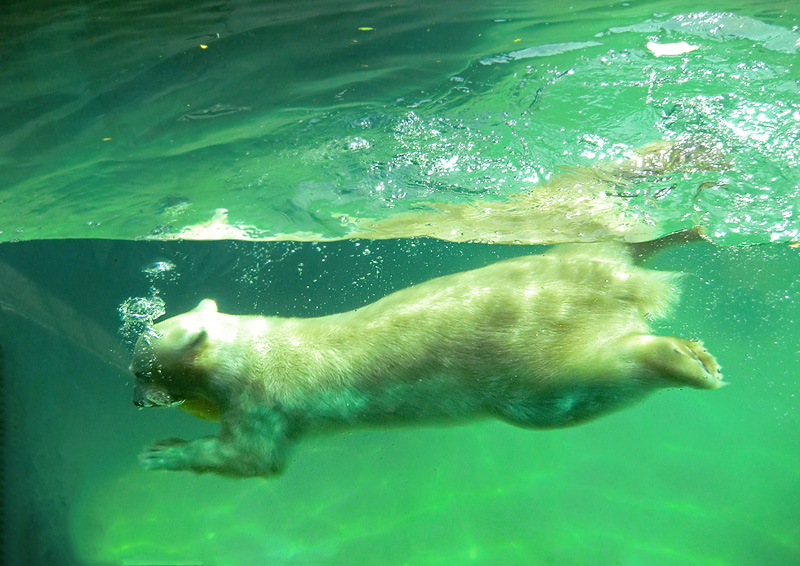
left=140, top=438, right=188, bottom=470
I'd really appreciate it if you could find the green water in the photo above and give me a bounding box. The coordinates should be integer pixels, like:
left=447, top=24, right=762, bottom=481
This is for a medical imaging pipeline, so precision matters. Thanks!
left=1, top=0, right=799, bottom=564
left=2, top=0, right=798, bottom=244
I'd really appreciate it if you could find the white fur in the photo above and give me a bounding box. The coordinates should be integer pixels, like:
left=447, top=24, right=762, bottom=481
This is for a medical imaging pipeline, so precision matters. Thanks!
left=131, top=243, right=722, bottom=477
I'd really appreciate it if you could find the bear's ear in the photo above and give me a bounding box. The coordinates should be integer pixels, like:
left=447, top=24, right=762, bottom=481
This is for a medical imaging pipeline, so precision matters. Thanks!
left=193, top=299, right=218, bottom=313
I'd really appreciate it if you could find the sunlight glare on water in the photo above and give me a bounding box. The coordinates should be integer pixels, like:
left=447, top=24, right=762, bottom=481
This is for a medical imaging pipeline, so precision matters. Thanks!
left=1, top=1, right=798, bottom=246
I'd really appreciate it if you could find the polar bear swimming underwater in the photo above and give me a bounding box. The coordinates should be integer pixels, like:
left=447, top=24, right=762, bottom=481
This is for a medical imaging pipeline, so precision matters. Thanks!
left=130, top=228, right=723, bottom=478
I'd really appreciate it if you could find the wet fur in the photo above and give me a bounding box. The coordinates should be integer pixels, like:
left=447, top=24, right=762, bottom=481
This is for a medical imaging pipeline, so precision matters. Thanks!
left=131, top=238, right=723, bottom=478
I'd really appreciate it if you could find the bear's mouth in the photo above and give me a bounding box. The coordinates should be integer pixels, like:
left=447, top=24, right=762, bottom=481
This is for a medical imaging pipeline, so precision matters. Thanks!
left=133, top=385, right=185, bottom=409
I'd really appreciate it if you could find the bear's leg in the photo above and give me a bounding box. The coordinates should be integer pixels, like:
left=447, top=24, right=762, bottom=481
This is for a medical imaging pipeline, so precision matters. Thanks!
left=621, top=335, right=724, bottom=390
left=140, top=406, right=291, bottom=477
left=628, top=226, right=709, bottom=264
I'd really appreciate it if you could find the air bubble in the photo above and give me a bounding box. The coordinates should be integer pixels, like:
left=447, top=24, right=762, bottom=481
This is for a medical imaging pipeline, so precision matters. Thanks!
left=143, top=260, right=177, bottom=282
left=118, top=295, right=167, bottom=345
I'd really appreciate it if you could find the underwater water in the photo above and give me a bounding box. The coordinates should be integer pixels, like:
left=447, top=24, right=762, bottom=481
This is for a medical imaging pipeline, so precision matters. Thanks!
left=1, top=0, right=799, bottom=564
left=1, top=238, right=798, bottom=565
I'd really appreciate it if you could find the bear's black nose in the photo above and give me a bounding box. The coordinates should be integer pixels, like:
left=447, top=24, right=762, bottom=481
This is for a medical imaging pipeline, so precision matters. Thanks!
left=132, top=384, right=151, bottom=408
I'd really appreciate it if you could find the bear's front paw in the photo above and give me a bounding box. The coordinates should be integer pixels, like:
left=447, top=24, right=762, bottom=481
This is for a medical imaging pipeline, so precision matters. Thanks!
left=140, top=438, right=189, bottom=471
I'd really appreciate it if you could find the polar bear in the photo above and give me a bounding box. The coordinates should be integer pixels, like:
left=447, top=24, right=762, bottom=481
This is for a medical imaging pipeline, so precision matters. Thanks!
left=131, top=230, right=723, bottom=477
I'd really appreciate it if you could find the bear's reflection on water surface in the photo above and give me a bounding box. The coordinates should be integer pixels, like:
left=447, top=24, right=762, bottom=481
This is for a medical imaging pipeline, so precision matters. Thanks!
left=131, top=235, right=723, bottom=478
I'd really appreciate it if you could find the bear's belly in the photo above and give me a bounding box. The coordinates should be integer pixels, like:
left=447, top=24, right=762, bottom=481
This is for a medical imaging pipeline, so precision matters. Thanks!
left=283, top=377, right=495, bottom=431
left=282, top=375, right=649, bottom=432
left=497, top=381, right=650, bottom=428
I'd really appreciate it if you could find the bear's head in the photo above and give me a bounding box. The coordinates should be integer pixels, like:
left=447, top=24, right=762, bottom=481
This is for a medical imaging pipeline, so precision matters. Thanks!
left=130, top=299, right=222, bottom=421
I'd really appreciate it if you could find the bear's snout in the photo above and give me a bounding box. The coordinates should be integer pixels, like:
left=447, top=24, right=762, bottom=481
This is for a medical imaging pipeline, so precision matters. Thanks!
left=133, top=384, right=155, bottom=408
left=133, top=384, right=181, bottom=408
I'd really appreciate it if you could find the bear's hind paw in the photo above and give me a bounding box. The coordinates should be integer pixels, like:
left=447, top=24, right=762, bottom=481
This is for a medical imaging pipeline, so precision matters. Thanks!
left=627, top=335, right=725, bottom=390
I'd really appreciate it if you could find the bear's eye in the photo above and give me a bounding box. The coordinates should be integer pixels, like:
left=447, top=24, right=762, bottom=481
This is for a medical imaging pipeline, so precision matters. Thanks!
left=134, top=370, right=152, bottom=383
